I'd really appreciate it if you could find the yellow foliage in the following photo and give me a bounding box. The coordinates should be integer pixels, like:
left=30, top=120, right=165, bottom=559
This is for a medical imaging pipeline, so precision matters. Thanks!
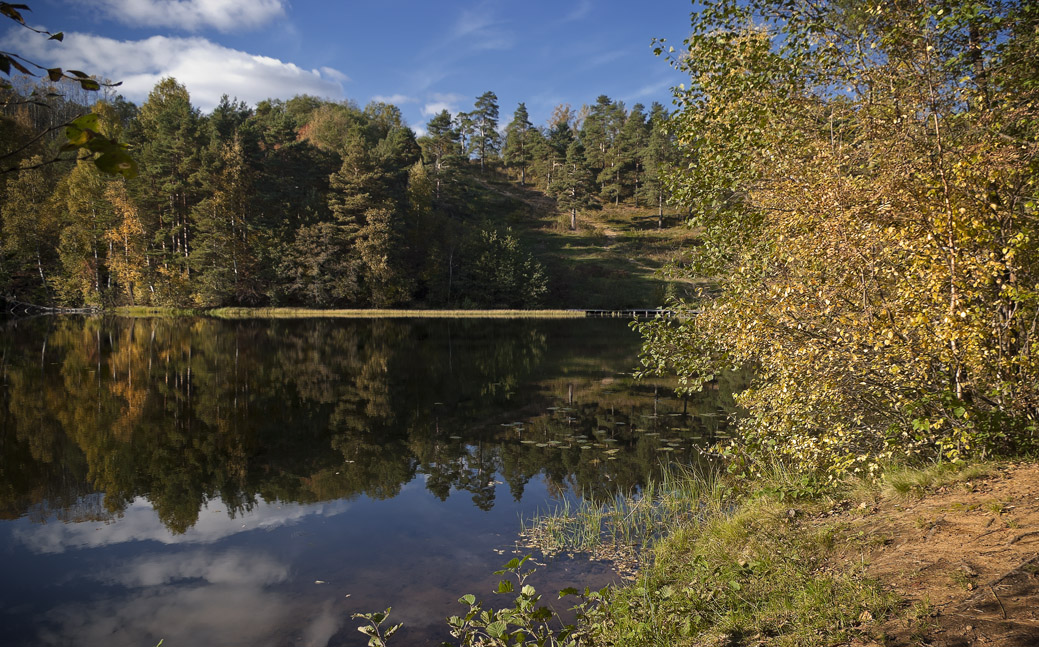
left=641, top=0, right=1039, bottom=476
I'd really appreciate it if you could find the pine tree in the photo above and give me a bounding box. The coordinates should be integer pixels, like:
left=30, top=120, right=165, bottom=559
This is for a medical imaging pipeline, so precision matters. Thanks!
left=469, top=91, right=500, bottom=172
left=640, top=102, right=674, bottom=228
left=128, top=78, right=202, bottom=303
left=503, top=103, right=533, bottom=185
left=191, top=134, right=258, bottom=306
left=616, top=103, right=650, bottom=207
left=552, top=140, right=593, bottom=231
left=418, top=110, right=463, bottom=200
left=580, top=95, right=626, bottom=202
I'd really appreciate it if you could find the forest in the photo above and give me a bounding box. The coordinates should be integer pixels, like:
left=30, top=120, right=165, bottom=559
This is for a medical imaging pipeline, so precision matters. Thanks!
left=0, top=78, right=675, bottom=311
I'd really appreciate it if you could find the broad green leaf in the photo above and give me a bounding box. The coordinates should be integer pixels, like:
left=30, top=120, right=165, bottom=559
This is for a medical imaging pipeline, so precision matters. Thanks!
left=486, top=620, right=507, bottom=638
left=94, top=149, right=138, bottom=179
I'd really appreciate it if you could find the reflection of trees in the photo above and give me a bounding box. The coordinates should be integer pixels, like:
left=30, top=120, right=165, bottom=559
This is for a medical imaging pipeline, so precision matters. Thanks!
left=0, top=317, right=739, bottom=532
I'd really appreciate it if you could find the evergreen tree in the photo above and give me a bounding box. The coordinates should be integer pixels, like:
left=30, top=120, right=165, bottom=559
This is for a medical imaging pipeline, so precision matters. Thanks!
left=640, top=102, right=674, bottom=228
left=469, top=91, right=500, bottom=172
left=191, top=134, right=258, bottom=306
left=503, top=103, right=534, bottom=185
left=580, top=95, right=626, bottom=201
left=537, top=120, right=575, bottom=192
left=616, top=103, right=649, bottom=207
left=418, top=110, right=463, bottom=200
left=454, top=110, right=476, bottom=167
left=524, top=127, right=553, bottom=190
left=552, top=139, right=593, bottom=231
left=127, top=78, right=202, bottom=303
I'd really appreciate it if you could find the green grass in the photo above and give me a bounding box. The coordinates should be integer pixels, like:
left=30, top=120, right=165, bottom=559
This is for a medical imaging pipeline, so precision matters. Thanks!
left=475, top=176, right=705, bottom=309
left=522, top=460, right=900, bottom=646
left=114, top=306, right=203, bottom=317
left=880, top=461, right=993, bottom=498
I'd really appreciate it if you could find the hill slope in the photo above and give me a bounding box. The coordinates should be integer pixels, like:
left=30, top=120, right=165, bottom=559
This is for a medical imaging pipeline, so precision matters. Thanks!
left=469, top=174, right=702, bottom=310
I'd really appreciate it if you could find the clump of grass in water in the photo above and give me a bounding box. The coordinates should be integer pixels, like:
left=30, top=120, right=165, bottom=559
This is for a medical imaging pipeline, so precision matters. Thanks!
left=519, top=464, right=731, bottom=577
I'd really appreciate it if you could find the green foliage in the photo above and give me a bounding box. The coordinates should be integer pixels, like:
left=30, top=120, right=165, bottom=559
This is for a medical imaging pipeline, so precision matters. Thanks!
left=444, top=556, right=606, bottom=647
left=353, top=556, right=608, bottom=647
left=552, top=140, right=594, bottom=230
left=639, top=0, right=1039, bottom=478
left=2, top=69, right=681, bottom=310
left=469, top=91, right=501, bottom=172
left=503, top=103, right=534, bottom=185
left=351, top=609, right=402, bottom=647
left=456, top=227, right=547, bottom=308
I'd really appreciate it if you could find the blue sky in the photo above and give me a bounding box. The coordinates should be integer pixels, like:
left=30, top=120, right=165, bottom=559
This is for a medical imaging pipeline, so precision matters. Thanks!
left=3, top=0, right=694, bottom=132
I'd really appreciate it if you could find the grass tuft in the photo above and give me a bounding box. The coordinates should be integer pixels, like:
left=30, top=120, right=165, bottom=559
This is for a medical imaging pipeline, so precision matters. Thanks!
left=881, top=461, right=993, bottom=499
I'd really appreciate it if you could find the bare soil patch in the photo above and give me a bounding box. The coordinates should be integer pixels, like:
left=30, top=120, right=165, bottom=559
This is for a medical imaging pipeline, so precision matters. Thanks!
left=839, top=463, right=1039, bottom=646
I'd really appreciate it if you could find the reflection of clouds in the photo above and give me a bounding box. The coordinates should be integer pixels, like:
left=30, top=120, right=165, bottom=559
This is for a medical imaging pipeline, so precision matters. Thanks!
left=36, top=548, right=347, bottom=647
left=14, top=496, right=351, bottom=554
left=304, top=600, right=345, bottom=647
left=98, top=549, right=289, bottom=588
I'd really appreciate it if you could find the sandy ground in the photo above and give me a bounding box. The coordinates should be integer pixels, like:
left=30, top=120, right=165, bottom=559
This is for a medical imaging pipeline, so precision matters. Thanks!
left=838, top=463, right=1039, bottom=646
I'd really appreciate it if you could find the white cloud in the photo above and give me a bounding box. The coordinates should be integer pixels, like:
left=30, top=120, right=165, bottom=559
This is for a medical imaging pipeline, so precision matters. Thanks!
left=422, top=101, right=454, bottom=117
left=372, top=93, right=416, bottom=106
left=1, top=29, right=346, bottom=111
left=89, top=0, right=286, bottom=32
left=320, top=66, right=350, bottom=83
left=421, top=92, right=465, bottom=117
left=13, top=496, right=352, bottom=553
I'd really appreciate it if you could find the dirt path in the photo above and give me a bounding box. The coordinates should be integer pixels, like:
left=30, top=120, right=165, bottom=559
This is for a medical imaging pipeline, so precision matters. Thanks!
left=839, top=463, right=1039, bottom=646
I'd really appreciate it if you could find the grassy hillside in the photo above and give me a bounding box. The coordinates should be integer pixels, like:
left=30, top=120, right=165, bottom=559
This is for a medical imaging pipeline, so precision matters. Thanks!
left=469, top=173, right=703, bottom=310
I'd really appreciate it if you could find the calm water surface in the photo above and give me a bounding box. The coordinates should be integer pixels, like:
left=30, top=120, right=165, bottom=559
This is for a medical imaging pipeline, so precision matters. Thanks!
left=0, top=316, right=737, bottom=646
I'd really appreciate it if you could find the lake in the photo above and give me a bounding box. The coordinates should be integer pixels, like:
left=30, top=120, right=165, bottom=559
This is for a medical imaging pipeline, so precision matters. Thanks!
left=0, top=316, right=736, bottom=646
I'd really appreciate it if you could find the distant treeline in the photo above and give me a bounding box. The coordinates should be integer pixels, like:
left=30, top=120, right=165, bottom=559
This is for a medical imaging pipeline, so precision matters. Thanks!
left=0, top=79, right=675, bottom=309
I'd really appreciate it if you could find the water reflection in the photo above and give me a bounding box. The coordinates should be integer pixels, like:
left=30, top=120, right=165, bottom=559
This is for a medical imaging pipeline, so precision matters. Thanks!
left=0, top=316, right=740, bottom=646
left=13, top=496, right=352, bottom=554
left=36, top=548, right=315, bottom=647
left=1, top=317, right=737, bottom=530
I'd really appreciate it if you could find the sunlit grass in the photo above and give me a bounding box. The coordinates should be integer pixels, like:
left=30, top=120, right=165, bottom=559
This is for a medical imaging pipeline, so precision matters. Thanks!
left=521, top=459, right=903, bottom=646
left=880, top=461, right=994, bottom=498
left=114, top=306, right=202, bottom=317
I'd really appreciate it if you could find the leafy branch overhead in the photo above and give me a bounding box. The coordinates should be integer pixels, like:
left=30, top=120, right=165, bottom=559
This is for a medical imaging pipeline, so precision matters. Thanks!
left=0, top=1, right=136, bottom=177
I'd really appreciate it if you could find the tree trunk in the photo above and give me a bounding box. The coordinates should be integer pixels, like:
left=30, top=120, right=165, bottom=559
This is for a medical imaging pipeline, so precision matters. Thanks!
left=657, top=191, right=664, bottom=229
